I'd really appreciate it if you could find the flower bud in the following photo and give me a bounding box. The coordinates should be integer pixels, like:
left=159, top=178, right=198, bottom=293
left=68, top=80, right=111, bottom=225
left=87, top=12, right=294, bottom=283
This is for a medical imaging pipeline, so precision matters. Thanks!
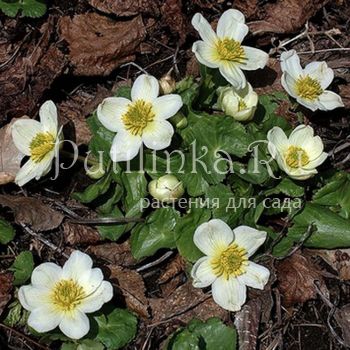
left=159, top=72, right=176, bottom=95
left=217, top=83, right=258, bottom=122
left=169, top=112, right=188, bottom=129
left=148, top=174, right=184, bottom=203
left=86, top=164, right=105, bottom=180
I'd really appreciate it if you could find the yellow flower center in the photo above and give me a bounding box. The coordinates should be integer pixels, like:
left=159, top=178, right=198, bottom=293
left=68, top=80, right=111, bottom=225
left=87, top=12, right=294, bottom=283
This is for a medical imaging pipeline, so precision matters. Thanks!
left=216, top=38, right=246, bottom=63
left=30, top=132, right=55, bottom=163
left=122, top=100, right=155, bottom=136
left=285, top=146, right=310, bottom=168
left=238, top=99, right=247, bottom=111
left=51, top=279, right=86, bottom=312
left=211, top=244, right=248, bottom=280
left=295, top=75, right=323, bottom=101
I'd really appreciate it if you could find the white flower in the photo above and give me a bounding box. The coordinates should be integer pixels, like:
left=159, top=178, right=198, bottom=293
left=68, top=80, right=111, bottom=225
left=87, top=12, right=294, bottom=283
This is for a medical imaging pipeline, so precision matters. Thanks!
left=97, top=74, right=183, bottom=162
left=18, top=251, right=113, bottom=340
left=191, top=219, right=270, bottom=312
left=217, top=83, right=258, bottom=121
left=267, top=125, right=328, bottom=180
left=191, top=9, right=269, bottom=89
left=11, top=101, right=61, bottom=187
left=280, top=50, right=344, bottom=111
left=148, top=174, right=184, bottom=203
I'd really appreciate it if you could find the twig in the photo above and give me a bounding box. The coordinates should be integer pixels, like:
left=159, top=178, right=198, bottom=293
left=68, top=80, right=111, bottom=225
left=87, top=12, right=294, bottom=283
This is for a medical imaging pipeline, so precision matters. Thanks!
left=0, top=323, right=49, bottom=350
left=120, top=62, right=148, bottom=75
left=20, top=224, right=69, bottom=259
left=298, top=48, right=350, bottom=55
left=136, top=251, right=174, bottom=272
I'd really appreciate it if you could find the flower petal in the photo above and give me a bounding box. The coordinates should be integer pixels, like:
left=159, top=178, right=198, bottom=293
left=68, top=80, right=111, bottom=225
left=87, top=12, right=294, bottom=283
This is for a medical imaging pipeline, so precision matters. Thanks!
left=18, top=286, right=50, bottom=311
left=217, top=9, right=248, bottom=42
left=97, top=97, right=130, bottom=132
left=193, top=219, right=234, bottom=256
left=192, top=41, right=219, bottom=68
left=79, top=281, right=113, bottom=313
left=233, top=225, right=267, bottom=257
left=238, top=262, right=270, bottom=290
left=78, top=268, right=104, bottom=295
left=62, top=251, right=93, bottom=281
left=153, top=95, right=183, bottom=120
left=286, top=167, right=317, bottom=180
left=303, top=151, right=328, bottom=170
left=212, top=276, right=246, bottom=312
left=39, top=101, right=58, bottom=135
left=267, top=127, right=289, bottom=154
left=142, top=120, right=174, bottom=151
left=59, top=311, right=90, bottom=340
left=240, top=46, right=269, bottom=71
left=131, top=74, right=159, bottom=102
left=31, top=262, right=62, bottom=288
left=15, top=159, right=41, bottom=187
left=110, top=132, right=142, bottom=162
left=191, top=256, right=217, bottom=288
left=28, top=306, right=62, bottom=334
left=289, top=124, right=314, bottom=146
left=219, top=63, right=246, bottom=89
left=304, top=61, right=334, bottom=89
left=191, top=13, right=217, bottom=44
left=317, top=91, right=344, bottom=111
left=280, top=50, right=303, bottom=79
left=11, top=119, right=43, bottom=155
left=281, top=72, right=298, bottom=99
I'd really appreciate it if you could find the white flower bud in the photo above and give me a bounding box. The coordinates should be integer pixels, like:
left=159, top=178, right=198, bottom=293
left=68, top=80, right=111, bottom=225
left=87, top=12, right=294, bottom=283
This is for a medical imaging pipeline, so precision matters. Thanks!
left=159, top=72, right=176, bottom=95
left=217, top=83, right=258, bottom=121
left=148, top=174, right=184, bottom=203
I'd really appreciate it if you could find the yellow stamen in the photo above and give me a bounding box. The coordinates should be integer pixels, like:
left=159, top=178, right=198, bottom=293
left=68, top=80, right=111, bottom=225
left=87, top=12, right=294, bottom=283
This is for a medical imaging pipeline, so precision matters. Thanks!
left=122, top=100, right=155, bottom=136
left=285, top=146, right=310, bottom=168
left=238, top=99, right=247, bottom=111
left=211, top=244, right=248, bottom=280
left=295, top=75, right=323, bottom=101
left=216, top=38, right=246, bottom=63
left=30, top=132, right=55, bottom=163
left=51, top=279, right=86, bottom=312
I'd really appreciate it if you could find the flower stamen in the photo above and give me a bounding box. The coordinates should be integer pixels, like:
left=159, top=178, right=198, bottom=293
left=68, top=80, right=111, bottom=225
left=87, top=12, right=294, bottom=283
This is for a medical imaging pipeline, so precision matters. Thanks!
left=295, top=75, right=323, bottom=101
left=285, top=146, right=310, bottom=168
left=51, top=279, right=86, bottom=312
left=216, top=38, right=246, bottom=63
left=122, top=100, right=155, bottom=136
left=211, top=244, right=248, bottom=280
left=30, top=132, right=55, bottom=163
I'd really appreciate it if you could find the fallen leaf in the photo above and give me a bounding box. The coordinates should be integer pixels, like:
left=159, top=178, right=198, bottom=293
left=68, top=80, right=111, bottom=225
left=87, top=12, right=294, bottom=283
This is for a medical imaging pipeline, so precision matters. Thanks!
left=0, top=195, right=64, bottom=231
left=276, top=252, right=328, bottom=307
left=0, top=272, right=13, bottom=317
left=335, top=304, right=350, bottom=346
left=235, top=0, right=259, bottom=20
left=310, top=249, right=350, bottom=281
left=59, top=13, right=146, bottom=76
left=88, top=0, right=160, bottom=16
left=0, top=117, right=27, bottom=185
left=88, top=242, right=137, bottom=267
left=149, top=280, right=228, bottom=324
left=108, top=265, right=149, bottom=319
left=249, top=0, right=331, bottom=35
left=63, top=222, right=100, bottom=245
left=158, top=254, right=186, bottom=284
left=161, top=0, right=188, bottom=44
left=339, top=85, right=350, bottom=108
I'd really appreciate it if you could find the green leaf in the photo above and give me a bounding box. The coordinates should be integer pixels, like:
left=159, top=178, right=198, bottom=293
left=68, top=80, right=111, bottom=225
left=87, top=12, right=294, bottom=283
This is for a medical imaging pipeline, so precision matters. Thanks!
left=4, top=301, right=27, bottom=327
left=273, top=203, right=350, bottom=256
left=175, top=207, right=211, bottom=262
left=131, top=207, right=179, bottom=260
left=0, top=1, right=21, bottom=16
left=94, top=308, right=137, bottom=349
left=168, top=318, right=237, bottom=350
left=114, top=86, right=131, bottom=99
left=313, top=171, right=350, bottom=219
left=0, top=218, right=15, bottom=244
left=97, top=207, right=127, bottom=241
left=61, top=340, right=104, bottom=350
left=10, top=251, right=34, bottom=285
left=265, top=177, right=305, bottom=197
left=72, top=172, right=112, bottom=204
left=0, top=0, right=46, bottom=17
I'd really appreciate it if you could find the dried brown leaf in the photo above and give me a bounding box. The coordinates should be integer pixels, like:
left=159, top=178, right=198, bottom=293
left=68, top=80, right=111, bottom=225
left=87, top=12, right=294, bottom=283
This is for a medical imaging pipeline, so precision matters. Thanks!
left=158, top=254, right=186, bottom=284
left=0, top=117, right=27, bottom=185
left=249, top=0, right=331, bottom=35
left=0, top=272, right=13, bottom=316
left=59, top=14, right=146, bottom=76
left=277, top=252, right=328, bottom=307
left=108, top=265, right=149, bottom=319
left=335, top=304, right=350, bottom=346
left=63, top=222, right=100, bottom=245
left=311, top=249, right=350, bottom=281
left=149, top=280, right=228, bottom=324
left=339, top=85, right=350, bottom=108
left=88, top=0, right=160, bottom=16
left=0, top=195, right=64, bottom=231
left=88, top=242, right=137, bottom=267
left=234, top=0, right=259, bottom=20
